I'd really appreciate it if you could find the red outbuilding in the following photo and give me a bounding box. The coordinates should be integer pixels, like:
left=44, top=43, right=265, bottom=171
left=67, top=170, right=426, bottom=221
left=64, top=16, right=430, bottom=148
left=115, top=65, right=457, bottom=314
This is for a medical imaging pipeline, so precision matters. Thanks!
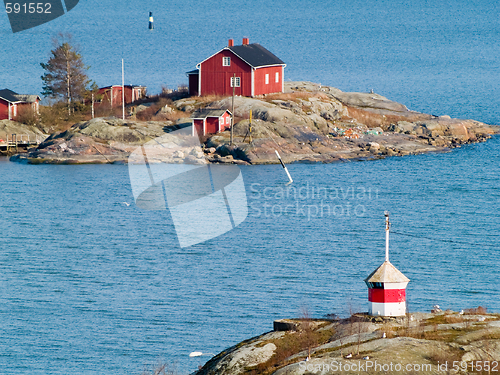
left=187, top=38, right=286, bottom=97
left=190, top=109, right=232, bottom=136
left=0, top=89, right=40, bottom=121
left=96, top=85, right=146, bottom=108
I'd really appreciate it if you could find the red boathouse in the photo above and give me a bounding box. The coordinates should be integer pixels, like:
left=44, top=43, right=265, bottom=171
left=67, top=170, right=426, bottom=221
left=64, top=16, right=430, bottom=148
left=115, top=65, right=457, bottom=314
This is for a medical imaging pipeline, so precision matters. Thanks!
left=96, top=85, right=146, bottom=108
left=0, top=89, right=40, bottom=121
left=190, top=109, right=232, bottom=136
left=187, top=38, right=286, bottom=97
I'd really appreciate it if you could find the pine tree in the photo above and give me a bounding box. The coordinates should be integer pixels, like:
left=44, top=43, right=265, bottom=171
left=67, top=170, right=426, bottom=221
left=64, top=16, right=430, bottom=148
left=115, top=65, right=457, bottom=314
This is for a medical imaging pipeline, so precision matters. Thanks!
left=41, top=34, right=89, bottom=116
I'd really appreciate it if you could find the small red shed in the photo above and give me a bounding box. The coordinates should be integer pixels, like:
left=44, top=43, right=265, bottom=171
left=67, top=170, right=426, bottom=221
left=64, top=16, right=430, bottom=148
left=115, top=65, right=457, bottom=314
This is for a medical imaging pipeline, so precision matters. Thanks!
left=0, top=89, right=40, bottom=121
left=187, top=38, right=286, bottom=97
left=97, top=85, right=146, bottom=107
left=190, top=109, right=232, bottom=136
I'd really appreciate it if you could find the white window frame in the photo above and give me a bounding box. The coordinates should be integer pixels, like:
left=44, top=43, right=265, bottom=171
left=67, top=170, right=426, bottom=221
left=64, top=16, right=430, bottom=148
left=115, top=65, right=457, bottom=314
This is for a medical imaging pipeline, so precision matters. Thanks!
left=275, top=72, right=279, bottom=83
left=265, top=74, right=269, bottom=84
left=230, top=76, right=240, bottom=87
left=223, top=57, right=231, bottom=66
left=226, top=116, right=230, bottom=124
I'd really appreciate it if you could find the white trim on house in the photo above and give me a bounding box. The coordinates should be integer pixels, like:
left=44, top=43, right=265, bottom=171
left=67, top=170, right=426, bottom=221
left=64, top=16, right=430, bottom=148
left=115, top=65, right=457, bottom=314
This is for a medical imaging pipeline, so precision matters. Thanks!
left=282, top=66, right=285, bottom=93
left=252, top=63, right=287, bottom=69
left=251, top=68, right=255, bottom=97
left=198, top=66, right=202, bottom=96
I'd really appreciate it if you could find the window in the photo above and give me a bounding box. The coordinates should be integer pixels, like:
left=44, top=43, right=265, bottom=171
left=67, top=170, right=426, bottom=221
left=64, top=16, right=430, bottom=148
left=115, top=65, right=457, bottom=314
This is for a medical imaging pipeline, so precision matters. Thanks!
left=226, top=116, right=230, bottom=124
left=230, top=76, right=240, bottom=87
left=275, top=72, right=279, bottom=83
left=265, top=74, right=269, bottom=84
left=223, top=57, right=231, bottom=66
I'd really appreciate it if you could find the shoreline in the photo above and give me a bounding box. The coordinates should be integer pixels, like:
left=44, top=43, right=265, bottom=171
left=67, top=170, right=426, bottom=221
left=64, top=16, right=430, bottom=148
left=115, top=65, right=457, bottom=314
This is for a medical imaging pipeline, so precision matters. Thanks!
left=193, top=310, right=500, bottom=375
left=5, top=82, right=500, bottom=165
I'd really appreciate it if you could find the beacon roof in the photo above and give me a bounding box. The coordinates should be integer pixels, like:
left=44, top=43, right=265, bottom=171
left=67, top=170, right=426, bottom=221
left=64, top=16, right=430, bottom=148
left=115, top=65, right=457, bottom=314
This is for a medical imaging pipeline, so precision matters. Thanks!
left=364, top=261, right=410, bottom=283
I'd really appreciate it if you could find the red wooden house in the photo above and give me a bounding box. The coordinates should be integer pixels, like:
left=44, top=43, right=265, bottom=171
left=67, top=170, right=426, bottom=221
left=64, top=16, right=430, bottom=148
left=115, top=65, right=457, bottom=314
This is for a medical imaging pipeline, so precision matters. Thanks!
left=96, top=85, right=146, bottom=107
left=187, top=38, right=286, bottom=97
left=190, top=109, right=232, bottom=136
left=0, top=89, right=40, bottom=121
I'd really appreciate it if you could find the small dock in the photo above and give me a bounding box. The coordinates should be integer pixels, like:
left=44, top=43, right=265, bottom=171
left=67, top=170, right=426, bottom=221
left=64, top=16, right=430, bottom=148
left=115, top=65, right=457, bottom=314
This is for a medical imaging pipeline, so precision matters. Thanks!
left=0, top=133, right=44, bottom=154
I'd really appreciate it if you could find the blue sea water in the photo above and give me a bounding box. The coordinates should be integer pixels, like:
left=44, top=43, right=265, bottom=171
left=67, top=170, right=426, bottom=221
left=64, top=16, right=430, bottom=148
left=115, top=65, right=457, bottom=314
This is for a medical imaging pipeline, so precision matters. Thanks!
left=1, top=0, right=500, bottom=374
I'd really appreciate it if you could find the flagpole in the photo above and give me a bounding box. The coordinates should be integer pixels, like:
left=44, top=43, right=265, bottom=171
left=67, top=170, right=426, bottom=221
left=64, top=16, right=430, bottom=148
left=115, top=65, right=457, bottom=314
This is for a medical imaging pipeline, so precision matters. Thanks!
left=122, top=59, right=125, bottom=120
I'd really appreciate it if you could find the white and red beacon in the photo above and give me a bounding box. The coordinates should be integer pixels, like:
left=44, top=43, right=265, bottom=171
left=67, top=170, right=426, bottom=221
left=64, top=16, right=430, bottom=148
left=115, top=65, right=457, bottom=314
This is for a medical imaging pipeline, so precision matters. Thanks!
left=364, top=212, right=409, bottom=317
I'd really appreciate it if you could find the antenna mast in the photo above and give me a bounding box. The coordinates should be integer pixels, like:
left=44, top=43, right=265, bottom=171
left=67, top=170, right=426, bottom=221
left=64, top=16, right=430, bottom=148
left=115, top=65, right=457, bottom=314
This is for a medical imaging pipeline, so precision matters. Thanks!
left=385, top=211, right=390, bottom=262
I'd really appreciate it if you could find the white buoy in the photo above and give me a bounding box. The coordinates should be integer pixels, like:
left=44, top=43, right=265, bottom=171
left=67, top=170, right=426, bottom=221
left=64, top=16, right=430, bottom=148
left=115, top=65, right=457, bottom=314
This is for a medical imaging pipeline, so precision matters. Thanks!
left=275, top=150, right=293, bottom=184
left=189, top=351, right=203, bottom=357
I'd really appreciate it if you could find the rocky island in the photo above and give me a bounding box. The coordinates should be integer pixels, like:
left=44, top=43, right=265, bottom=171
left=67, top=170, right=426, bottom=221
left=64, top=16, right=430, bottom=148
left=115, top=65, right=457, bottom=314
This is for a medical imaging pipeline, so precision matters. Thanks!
left=193, top=308, right=500, bottom=375
left=8, top=82, right=499, bottom=165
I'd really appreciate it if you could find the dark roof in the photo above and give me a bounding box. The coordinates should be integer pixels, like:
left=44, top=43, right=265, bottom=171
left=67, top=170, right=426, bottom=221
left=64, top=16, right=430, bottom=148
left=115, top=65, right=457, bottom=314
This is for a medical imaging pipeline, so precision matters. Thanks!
left=100, top=85, right=146, bottom=89
left=14, top=94, right=40, bottom=103
left=191, top=108, right=230, bottom=119
left=186, top=69, right=199, bottom=75
left=228, top=43, right=285, bottom=68
left=0, top=89, right=21, bottom=103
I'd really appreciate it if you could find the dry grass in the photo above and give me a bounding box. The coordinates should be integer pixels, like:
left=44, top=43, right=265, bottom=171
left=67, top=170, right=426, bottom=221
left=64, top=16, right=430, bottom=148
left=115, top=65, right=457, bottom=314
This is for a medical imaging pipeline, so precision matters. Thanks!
left=244, top=322, right=335, bottom=375
left=195, top=94, right=226, bottom=106
left=264, top=91, right=329, bottom=103
left=39, top=104, right=90, bottom=132
left=380, top=322, right=397, bottom=338
left=16, top=106, right=40, bottom=127
left=135, top=97, right=190, bottom=122
left=427, top=348, right=463, bottom=367
left=464, top=306, right=488, bottom=315
left=140, top=362, right=179, bottom=375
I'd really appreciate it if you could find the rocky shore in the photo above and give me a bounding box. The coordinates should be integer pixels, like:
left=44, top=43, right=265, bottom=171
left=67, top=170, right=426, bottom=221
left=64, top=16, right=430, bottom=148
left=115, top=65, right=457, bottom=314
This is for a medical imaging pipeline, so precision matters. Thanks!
left=194, top=309, right=500, bottom=375
left=9, top=82, right=499, bottom=164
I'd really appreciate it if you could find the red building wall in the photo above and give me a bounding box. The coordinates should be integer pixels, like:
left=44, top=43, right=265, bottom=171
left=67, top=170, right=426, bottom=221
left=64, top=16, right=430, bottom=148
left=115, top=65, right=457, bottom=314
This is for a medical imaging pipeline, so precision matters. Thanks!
left=200, top=50, right=252, bottom=97
left=206, top=117, right=219, bottom=134
left=0, top=99, right=38, bottom=120
left=0, top=99, right=9, bottom=120
left=253, top=65, right=283, bottom=96
left=193, top=119, right=204, bottom=136
left=98, top=86, right=141, bottom=107
left=220, top=112, right=231, bottom=131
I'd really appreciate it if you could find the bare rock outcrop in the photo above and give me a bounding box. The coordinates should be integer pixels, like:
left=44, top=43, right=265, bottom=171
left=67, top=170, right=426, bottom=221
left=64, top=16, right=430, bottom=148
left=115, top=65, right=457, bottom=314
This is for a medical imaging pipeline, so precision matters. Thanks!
left=195, top=311, right=500, bottom=375
left=202, top=82, right=498, bottom=164
left=10, top=117, right=177, bottom=164
left=9, top=82, right=499, bottom=164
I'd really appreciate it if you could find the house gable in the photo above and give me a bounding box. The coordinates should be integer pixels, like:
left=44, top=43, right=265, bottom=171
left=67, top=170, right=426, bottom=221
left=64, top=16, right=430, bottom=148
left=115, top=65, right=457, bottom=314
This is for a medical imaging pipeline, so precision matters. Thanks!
left=190, top=39, right=285, bottom=98
left=199, top=50, right=252, bottom=97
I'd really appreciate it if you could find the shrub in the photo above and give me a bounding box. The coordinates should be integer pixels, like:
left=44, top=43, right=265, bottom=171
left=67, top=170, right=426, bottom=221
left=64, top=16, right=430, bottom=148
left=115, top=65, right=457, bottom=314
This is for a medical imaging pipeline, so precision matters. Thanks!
left=16, top=106, right=39, bottom=127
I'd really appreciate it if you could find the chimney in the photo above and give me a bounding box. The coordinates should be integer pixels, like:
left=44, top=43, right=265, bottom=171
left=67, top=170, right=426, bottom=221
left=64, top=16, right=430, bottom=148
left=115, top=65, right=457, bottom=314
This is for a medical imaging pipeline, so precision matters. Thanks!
left=242, top=37, right=249, bottom=45
left=228, top=39, right=234, bottom=47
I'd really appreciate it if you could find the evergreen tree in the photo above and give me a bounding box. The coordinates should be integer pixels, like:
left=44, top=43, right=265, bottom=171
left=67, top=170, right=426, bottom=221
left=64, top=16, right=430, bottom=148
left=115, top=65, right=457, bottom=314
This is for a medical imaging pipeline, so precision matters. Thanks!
left=41, top=34, right=89, bottom=115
